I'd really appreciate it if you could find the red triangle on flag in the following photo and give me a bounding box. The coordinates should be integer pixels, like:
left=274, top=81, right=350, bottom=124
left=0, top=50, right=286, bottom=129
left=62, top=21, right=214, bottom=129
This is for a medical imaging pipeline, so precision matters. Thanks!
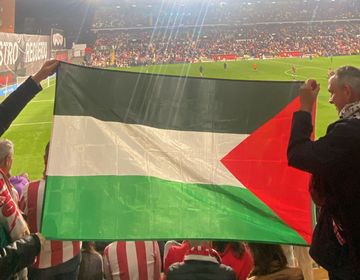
left=221, top=97, right=314, bottom=244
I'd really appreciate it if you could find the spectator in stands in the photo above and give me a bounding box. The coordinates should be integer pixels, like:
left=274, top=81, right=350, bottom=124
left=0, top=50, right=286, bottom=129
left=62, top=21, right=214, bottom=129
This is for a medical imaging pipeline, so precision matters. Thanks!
left=212, top=241, right=253, bottom=280
left=103, top=241, right=161, bottom=280
left=281, top=245, right=314, bottom=280
left=247, top=243, right=303, bottom=280
left=0, top=60, right=59, bottom=280
left=157, top=240, right=166, bottom=272
left=0, top=140, right=19, bottom=204
left=164, top=240, right=190, bottom=274
left=78, top=242, right=103, bottom=280
left=19, top=143, right=81, bottom=280
left=91, top=0, right=360, bottom=29
left=0, top=233, right=45, bottom=280
left=166, top=240, right=236, bottom=280
left=0, top=139, right=30, bottom=280
left=89, top=22, right=360, bottom=68
left=0, top=60, right=59, bottom=136
left=288, top=67, right=360, bottom=278
left=9, top=173, right=29, bottom=197
left=94, top=241, right=111, bottom=256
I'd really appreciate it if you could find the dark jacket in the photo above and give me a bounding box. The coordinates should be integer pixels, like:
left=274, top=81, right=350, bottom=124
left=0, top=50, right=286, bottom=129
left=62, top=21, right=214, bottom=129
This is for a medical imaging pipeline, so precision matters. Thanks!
left=287, top=111, right=360, bottom=273
left=0, top=77, right=42, bottom=279
left=0, top=234, right=41, bottom=280
left=78, top=251, right=103, bottom=280
left=0, top=77, right=41, bottom=136
left=166, top=260, right=236, bottom=280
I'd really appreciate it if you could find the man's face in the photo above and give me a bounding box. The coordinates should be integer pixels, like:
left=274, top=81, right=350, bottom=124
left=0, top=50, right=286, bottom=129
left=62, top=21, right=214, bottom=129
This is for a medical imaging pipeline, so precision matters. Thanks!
left=3, top=154, right=13, bottom=175
left=328, top=76, right=350, bottom=113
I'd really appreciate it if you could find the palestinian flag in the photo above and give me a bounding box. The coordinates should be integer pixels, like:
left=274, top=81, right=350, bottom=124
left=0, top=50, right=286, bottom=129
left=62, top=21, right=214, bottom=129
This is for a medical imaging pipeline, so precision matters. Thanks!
left=43, top=62, right=314, bottom=245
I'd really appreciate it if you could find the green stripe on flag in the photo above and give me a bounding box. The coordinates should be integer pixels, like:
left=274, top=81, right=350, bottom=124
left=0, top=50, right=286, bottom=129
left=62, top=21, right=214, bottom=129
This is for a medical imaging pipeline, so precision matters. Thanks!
left=42, top=175, right=306, bottom=245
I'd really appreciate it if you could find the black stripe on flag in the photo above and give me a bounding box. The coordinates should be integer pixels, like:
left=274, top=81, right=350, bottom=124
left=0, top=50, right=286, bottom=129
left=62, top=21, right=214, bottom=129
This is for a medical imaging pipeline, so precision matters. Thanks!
left=55, top=62, right=302, bottom=134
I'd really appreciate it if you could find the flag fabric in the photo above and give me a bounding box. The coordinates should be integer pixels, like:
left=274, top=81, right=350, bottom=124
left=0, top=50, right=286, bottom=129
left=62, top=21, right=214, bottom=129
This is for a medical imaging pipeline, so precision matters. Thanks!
left=43, top=62, right=314, bottom=245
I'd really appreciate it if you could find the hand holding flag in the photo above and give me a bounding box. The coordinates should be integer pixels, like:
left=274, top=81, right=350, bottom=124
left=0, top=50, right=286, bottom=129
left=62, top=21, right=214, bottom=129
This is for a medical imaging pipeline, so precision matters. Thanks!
left=299, top=79, right=320, bottom=113
left=32, top=60, right=59, bottom=86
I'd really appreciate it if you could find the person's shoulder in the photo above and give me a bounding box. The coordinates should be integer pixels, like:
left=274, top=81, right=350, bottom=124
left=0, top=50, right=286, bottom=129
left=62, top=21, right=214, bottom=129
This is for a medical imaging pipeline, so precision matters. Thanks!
left=169, top=242, right=188, bottom=253
left=329, top=118, right=360, bottom=133
left=28, top=179, right=43, bottom=188
left=167, top=261, right=185, bottom=273
left=90, top=251, right=103, bottom=262
left=219, top=263, right=236, bottom=275
left=217, top=263, right=236, bottom=280
left=103, top=241, right=117, bottom=254
left=339, top=117, right=360, bottom=125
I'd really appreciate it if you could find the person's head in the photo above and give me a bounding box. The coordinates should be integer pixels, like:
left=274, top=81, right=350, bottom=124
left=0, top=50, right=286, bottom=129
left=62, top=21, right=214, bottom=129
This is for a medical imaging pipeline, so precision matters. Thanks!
left=328, top=66, right=360, bottom=113
left=248, top=243, right=287, bottom=276
left=82, top=241, right=97, bottom=253
left=188, top=240, right=211, bottom=248
left=0, top=139, right=14, bottom=175
left=212, top=241, right=246, bottom=259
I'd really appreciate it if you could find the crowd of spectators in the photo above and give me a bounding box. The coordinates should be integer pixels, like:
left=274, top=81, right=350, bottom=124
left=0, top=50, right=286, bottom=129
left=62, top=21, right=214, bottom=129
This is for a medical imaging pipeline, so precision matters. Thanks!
left=88, top=22, right=360, bottom=67
left=92, top=0, right=360, bottom=29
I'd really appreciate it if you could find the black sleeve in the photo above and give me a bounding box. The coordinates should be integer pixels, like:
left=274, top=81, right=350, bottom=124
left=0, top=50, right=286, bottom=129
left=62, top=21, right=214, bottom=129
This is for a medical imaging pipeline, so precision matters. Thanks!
left=0, top=234, right=41, bottom=280
left=287, top=111, right=358, bottom=174
left=0, top=77, right=42, bottom=136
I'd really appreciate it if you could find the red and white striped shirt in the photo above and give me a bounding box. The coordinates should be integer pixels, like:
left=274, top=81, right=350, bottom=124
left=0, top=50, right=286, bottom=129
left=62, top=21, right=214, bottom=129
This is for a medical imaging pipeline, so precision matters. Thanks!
left=103, top=241, right=161, bottom=280
left=19, top=180, right=81, bottom=269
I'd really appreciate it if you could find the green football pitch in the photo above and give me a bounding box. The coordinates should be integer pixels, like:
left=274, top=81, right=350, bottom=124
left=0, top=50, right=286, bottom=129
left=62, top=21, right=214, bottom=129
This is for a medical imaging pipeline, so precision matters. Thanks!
left=2, top=55, right=360, bottom=179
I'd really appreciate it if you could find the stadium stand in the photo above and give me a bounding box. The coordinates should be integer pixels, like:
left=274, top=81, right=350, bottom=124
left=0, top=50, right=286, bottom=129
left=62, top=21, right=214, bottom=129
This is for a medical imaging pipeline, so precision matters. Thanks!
left=91, top=0, right=360, bottom=29
left=89, top=22, right=360, bottom=67
left=86, top=0, right=360, bottom=67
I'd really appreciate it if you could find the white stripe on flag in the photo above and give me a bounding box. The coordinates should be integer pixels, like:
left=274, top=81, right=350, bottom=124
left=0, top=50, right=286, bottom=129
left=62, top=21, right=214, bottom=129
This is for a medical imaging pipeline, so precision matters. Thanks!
left=48, top=116, right=248, bottom=187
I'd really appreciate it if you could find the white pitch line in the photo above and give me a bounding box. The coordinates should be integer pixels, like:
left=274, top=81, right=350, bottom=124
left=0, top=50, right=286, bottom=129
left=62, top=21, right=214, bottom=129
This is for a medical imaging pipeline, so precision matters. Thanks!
left=11, top=121, right=52, bottom=127
left=284, top=67, right=328, bottom=81
left=284, top=69, right=308, bottom=80
left=271, top=59, right=329, bottom=71
left=30, top=99, right=54, bottom=103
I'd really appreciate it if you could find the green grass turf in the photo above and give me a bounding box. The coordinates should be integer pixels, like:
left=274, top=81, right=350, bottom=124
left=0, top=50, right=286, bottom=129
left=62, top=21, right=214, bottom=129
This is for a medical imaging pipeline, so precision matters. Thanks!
left=2, top=55, right=360, bottom=179
left=1, top=84, right=55, bottom=180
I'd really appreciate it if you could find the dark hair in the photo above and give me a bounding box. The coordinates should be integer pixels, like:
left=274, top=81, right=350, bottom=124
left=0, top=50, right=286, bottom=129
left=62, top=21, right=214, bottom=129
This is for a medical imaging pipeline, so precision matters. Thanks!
left=82, top=241, right=97, bottom=253
left=212, top=241, right=245, bottom=259
left=248, top=243, right=287, bottom=276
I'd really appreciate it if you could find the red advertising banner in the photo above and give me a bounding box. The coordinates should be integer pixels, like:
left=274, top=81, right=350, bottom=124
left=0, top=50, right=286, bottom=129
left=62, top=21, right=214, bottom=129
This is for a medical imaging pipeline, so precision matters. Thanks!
left=54, top=50, right=69, bottom=62
left=213, top=54, right=238, bottom=60
left=279, top=52, right=303, bottom=58
left=0, top=72, right=15, bottom=87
